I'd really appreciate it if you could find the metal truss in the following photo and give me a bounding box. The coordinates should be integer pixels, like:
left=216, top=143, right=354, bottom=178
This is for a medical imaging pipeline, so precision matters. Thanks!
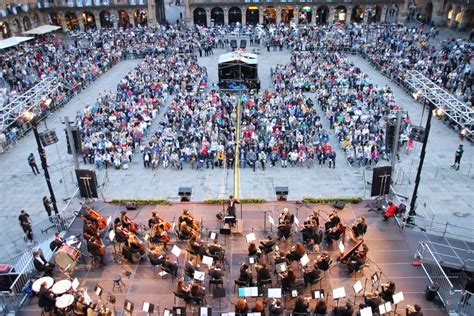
left=405, top=70, right=473, bottom=140
left=0, top=76, right=59, bottom=134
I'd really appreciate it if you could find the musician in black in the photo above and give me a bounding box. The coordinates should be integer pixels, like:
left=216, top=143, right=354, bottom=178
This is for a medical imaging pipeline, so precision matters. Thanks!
left=207, top=239, right=223, bottom=258
left=324, top=210, right=340, bottom=231
left=347, top=244, right=369, bottom=273
left=162, top=255, right=179, bottom=277
left=209, top=264, right=225, bottom=280
left=226, top=195, right=239, bottom=217
left=259, top=235, right=276, bottom=254
left=364, top=291, right=382, bottom=314
left=148, top=212, right=160, bottom=229
left=255, top=263, right=271, bottom=284
left=315, top=252, right=331, bottom=271
left=33, top=251, right=55, bottom=276
left=277, top=208, right=294, bottom=240
left=381, top=281, right=396, bottom=303
left=49, top=232, right=65, bottom=251
left=326, top=222, right=346, bottom=243
left=352, top=216, right=367, bottom=238
left=303, top=266, right=322, bottom=286
left=238, top=263, right=253, bottom=286
left=333, top=301, right=354, bottom=316
left=38, top=282, right=55, bottom=315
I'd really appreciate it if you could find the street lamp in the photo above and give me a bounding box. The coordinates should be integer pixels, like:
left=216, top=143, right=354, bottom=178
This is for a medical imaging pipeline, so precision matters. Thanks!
left=22, top=111, right=59, bottom=214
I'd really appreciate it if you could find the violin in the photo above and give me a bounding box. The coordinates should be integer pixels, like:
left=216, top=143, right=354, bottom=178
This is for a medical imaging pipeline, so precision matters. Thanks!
left=86, top=208, right=107, bottom=230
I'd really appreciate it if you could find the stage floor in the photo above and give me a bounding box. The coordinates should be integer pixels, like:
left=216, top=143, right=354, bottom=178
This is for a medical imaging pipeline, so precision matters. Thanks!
left=19, top=201, right=448, bottom=315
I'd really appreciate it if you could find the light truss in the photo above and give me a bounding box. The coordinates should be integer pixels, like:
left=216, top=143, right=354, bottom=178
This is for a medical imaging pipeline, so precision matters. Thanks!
left=405, top=70, right=473, bottom=141
left=0, top=76, right=59, bottom=133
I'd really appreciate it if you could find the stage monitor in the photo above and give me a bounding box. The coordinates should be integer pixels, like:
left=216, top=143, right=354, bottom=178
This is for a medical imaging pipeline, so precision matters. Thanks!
left=371, top=166, right=392, bottom=197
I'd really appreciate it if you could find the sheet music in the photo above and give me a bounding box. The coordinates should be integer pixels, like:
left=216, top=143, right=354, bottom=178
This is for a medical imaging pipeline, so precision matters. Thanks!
left=379, top=304, right=386, bottom=314
left=194, top=271, right=205, bottom=281
left=202, top=255, right=213, bottom=266
left=360, top=306, right=373, bottom=316
left=268, top=288, right=282, bottom=298
left=333, top=287, right=346, bottom=299
left=200, top=307, right=208, bottom=316
left=163, top=309, right=170, bottom=316
left=108, top=230, right=115, bottom=242
left=142, top=302, right=150, bottom=312
left=392, top=292, right=404, bottom=304
left=246, top=233, right=256, bottom=242
left=268, top=216, right=275, bottom=226
left=338, top=241, right=345, bottom=253
left=294, top=216, right=299, bottom=226
left=384, top=302, right=392, bottom=312
left=83, top=289, right=92, bottom=305
left=71, top=278, right=80, bottom=291
left=353, top=280, right=363, bottom=294
left=171, top=245, right=182, bottom=257
left=210, top=232, right=217, bottom=240
left=106, top=216, right=112, bottom=226
left=300, top=254, right=310, bottom=266
left=313, top=290, right=323, bottom=299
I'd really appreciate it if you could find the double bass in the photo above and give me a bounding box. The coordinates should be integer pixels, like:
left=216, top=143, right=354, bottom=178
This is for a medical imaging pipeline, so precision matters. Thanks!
left=86, top=208, right=107, bottom=230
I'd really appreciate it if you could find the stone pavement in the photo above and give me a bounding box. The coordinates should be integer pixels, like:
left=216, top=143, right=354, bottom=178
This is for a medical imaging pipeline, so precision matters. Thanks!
left=1, top=28, right=473, bottom=262
left=346, top=54, right=474, bottom=231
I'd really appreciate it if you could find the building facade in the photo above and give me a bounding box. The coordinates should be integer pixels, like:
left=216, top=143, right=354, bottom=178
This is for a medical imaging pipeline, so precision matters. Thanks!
left=184, top=0, right=473, bottom=30
left=0, top=0, right=166, bottom=39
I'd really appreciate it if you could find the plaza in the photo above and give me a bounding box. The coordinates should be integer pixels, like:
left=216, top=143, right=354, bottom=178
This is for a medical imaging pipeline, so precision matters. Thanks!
left=0, top=5, right=473, bottom=314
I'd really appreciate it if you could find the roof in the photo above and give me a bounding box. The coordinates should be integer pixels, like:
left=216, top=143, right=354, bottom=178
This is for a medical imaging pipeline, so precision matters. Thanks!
left=218, top=51, right=258, bottom=65
left=23, top=25, right=61, bottom=35
left=0, top=36, right=34, bottom=50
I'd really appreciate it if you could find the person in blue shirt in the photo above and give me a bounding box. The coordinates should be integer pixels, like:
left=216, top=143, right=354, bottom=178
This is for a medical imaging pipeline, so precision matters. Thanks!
left=451, top=144, right=464, bottom=170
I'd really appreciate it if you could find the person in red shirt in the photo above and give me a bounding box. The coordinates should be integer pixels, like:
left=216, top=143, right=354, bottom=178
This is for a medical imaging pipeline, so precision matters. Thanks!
left=383, top=201, right=397, bottom=221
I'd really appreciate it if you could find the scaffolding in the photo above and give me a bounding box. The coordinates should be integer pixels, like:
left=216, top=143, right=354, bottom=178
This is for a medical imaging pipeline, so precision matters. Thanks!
left=0, top=76, right=59, bottom=134
left=405, top=70, right=473, bottom=141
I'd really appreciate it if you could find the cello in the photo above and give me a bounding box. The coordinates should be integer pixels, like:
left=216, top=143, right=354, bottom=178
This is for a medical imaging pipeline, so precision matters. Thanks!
left=86, top=208, right=107, bottom=230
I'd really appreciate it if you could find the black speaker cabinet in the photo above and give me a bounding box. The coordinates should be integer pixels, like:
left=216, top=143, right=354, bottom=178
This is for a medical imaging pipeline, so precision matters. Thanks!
left=75, top=169, right=98, bottom=198
left=178, top=187, right=192, bottom=202
left=371, top=166, right=392, bottom=197
left=275, top=186, right=289, bottom=201
left=240, top=39, right=247, bottom=49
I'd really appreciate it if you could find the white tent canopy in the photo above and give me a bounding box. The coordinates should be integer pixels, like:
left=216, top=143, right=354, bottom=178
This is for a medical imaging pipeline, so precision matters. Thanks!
left=23, top=25, right=61, bottom=35
left=218, top=51, right=258, bottom=65
left=0, top=36, right=35, bottom=50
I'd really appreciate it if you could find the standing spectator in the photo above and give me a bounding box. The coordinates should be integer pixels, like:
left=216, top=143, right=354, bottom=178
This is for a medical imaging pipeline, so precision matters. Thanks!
left=451, top=144, right=464, bottom=170
left=43, top=196, right=53, bottom=222
left=28, top=153, right=40, bottom=175
left=18, top=210, right=33, bottom=244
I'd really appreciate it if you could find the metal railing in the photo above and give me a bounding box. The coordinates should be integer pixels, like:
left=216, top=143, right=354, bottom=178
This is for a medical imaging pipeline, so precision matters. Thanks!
left=417, top=241, right=474, bottom=315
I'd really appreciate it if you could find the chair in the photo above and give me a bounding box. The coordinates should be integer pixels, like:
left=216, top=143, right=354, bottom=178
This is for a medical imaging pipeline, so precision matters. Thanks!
left=112, top=274, right=125, bottom=291
left=234, top=280, right=248, bottom=293
left=209, top=278, right=223, bottom=292
left=159, top=265, right=175, bottom=283
left=258, top=278, right=272, bottom=293
left=173, top=291, right=190, bottom=306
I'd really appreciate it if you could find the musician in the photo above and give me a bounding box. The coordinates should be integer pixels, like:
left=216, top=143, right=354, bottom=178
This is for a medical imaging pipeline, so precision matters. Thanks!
left=248, top=242, right=260, bottom=258
left=179, top=222, right=192, bottom=240
left=255, top=263, right=271, bottom=284
left=127, top=234, right=146, bottom=258
left=277, top=221, right=292, bottom=240
left=364, top=291, right=382, bottom=313
left=406, top=304, right=424, bottom=316
left=347, top=244, right=368, bottom=273
left=302, top=220, right=317, bottom=244
left=383, top=201, right=397, bottom=221
left=148, top=246, right=165, bottom=267
left=286, top=242, right=305, bottom=262
left=352, top=216, right=367, bottom=238
left=162, top=255, right=179, bottom=277
left=278, top=208, right=293, bottom=225
left=235, top=298, right=249, bottom=314
left=190, top=283, right=205, bottom=299
left=274, top=251, right=289, bottom=267
left=148, top=212, right=161, bottom=229
left=281, top=270, right=297, bottom=292
left=38, top=281, right=55, bottom=315
left=120, top=211, right=132, bottom=231
left=184, top=255, right=199, bottom=279
left=307, top=210, right=320, bottom=227
left=315, top=252, right=331, bottom=271
left=269, top=299, right=283, bottom=315
left=83, top=220, right=99, bottom=241
left=259, top=235, right=276, bottom=254
left=252, top=300, right=264, bottom=313
left=49, top=232, right=65, bottom=251
left=74, top=296, right=89, bottom=315
left=326, top=222, right=346, bottom=243
left=324, top=210, right=340, bottom=231
left=207, top=239, right=223, bottom=258
left=179, top=210, right=194, bottom=227
left=87, top=237, right=105, bottom=266
left=226, top=195, right=240, bottom=217
left=238, top=263, right=253, bottom=286
left=315, top=299, right=327, bottom=315
left=293, top=296, right=309, bottom=314
left=209, top=264, right=225, bottom=280
left=381, top=281, right=396, bottom=303
left=333, top=301, right=354, bottom=316
left=33, top=251, right=55, bottom=276
left=114, top=223, right=129, bottom=243
left=176, top=277, right=190, bottom=296
left=303, top=266, right=321, bottom=287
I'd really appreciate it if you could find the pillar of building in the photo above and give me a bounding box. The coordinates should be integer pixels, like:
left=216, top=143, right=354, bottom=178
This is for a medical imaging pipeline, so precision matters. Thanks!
left=449, top=8, right=459, bottom=28
left=431, top=0, right=446, bottom=25
left=94, top=11, right=100, bottom=30
left=311, top=6, right=317, bottom=24
left=147, top=0, right=157, bottom=25
left=457, top=7, right=469, bottom=30
left=276, top=7, right=281, bottom=23
left=380, top=5, right=388, bottom=23
left=241, top=6, right=246, bottom=25
left=185, top=2, right=192, bottom=25
left=224, top=8, right=229, bottom=25
left=346, top=5, right=353, bottom=23
left=206, top=9, right=211, bottom=27
left=328, top=6, right=334, bottom=23
left=259, top=6, right=264, bottom=24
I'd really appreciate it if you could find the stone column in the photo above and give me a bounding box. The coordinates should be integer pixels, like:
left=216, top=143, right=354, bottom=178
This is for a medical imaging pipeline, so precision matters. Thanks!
left=276, top=7, right=282, bottom=24
left=311, top=6, right=317, bottom=24
left=259, top=7, right=264, bottom=25
left=380, top=5, right=387, bottom=23
left=78, top=11, right=85, bottom=31
left=206, top=9, right=211, bottom=27
left=185, top=2, right=192, bottom=26
left=94, top=10, right=100, bottom=30
left=449, top=9, right=459, bottom=28
left=457, top=7, right=469, bottom=30
left=241, top=6, right=246, bottom=26
left=328, top=6, right=334, bottom=24
left=346, top=5, right=353, bottom=23
left=224, top=8, right=229, bottom=25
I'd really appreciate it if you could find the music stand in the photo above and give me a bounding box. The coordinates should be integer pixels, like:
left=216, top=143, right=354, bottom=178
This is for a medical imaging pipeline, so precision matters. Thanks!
left=171, top=245, right=182, bottom=265
left=219, top=227, right=231, bottom=244
left=370, top=272, right=381, bottom=291
left=353, top=280, right=363, bottom=304
left=312, top=289, right=325, bottom=299
left=142, top=301, right=155, bottom=315
left=268, top=288, right=282, bottom=298
left=392, top=291, right=404, bottom=314
left=172, top=306, right=186, bottom=315
left=94, top=284, right=103, bottom=297
left=378, top=301, right=392, bottom=315
left=199, top=306, right=212, bottom=316
left=107, top=294, right=116, bottom=313
left=360, top=306, right=373, bottom=316
left=208, top=231, right=219, bottom=240
left=332, top=287, right=346, bottom=307
left=124, top=299, right=134, bottom=315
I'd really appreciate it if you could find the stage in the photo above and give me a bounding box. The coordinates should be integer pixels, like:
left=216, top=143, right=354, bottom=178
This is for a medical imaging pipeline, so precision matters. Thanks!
left=19, top=201, right=447, bottom=315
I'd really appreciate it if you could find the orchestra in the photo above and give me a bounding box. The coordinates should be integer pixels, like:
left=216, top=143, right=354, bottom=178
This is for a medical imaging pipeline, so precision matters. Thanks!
left=29, top=203, right=421, bottom=316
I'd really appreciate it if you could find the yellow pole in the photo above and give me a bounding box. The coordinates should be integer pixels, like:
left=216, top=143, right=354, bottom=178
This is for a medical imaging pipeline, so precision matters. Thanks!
left=234, top=97, right=241, bottom=199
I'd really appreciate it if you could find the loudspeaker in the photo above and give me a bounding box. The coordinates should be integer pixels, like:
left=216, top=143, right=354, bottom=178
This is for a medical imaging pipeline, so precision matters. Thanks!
left=275, top=186, right=289, bottom=201
left=371, top=166, right=392, bottom=197
left=385, top=120, right=397, bottom=153
left=178, top=187, right=192, bottom=202
left=333, top=201, right=345, bottom=210
left=240, top=39, right=247, bottom=49
left=125, top=202, right=137, bottom=210
left=75, top=169, right=98, bottom=198
left=230, top=39, right=237, bottom=50
left=65, top=128, right=82, bottom=154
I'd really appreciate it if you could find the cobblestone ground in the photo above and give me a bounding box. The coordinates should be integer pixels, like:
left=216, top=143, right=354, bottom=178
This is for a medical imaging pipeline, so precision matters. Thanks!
left=0, top=26, right=472, bottom=261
